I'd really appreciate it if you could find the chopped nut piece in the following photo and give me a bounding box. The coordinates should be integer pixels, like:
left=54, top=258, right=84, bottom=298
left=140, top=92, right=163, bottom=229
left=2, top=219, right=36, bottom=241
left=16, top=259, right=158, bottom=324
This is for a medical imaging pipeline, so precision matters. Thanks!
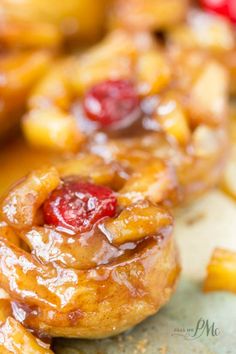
left=203, top=248, right=236, bottom=293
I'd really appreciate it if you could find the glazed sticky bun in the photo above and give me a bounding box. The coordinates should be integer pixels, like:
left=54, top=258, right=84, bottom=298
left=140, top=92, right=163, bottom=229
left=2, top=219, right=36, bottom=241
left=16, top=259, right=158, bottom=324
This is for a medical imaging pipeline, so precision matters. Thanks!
left=22, top=30, right=229, bottom=202
left=0, top=155, right=180, bottom=343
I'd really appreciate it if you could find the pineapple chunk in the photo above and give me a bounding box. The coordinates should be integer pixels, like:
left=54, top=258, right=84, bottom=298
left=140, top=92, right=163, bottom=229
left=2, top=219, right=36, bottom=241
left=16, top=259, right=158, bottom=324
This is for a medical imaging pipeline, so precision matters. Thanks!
left=0, top=0, right=109, bottom=42
left=71, top=31, right=136, bottom=94
left=192, top=125, right=219, bottom=158
left=57, top=154, right=125, bottom=188
left=189, top=61, right=228, bottom=125
left=110, top=0, right=187, bottom=31
left=0, top=19, right=61, bottom=49
left=0, top=317, right=53, bottom=353
left=0, top=221, right=20, bottom=246
left=28, top=61, right=72, bottom=111
left=168, top=10, right=235, bottom=51
left=221, top=147, right=236, bottom=199
left=102, top=200, right=172, bottom=245
left=154, top=95, right=190, bottom=145
left=118, top=159, right=178, bottom=206
left=1, top=167, right=60, bottom=228
left=23, top=108, right=83, bottom=152
left=0, top=51, right=51, bottom=139
left=136, top=50, right=171, bottom=95
left=0, top=300, right=12, bottom=324
left=203, top=248, right=236, bottom=293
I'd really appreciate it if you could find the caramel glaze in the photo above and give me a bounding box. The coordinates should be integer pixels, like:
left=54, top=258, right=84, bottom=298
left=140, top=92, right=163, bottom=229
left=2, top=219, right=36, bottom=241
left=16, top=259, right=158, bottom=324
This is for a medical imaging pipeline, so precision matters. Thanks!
left=73, top=95, right=228, bottom=203
left=0, top=137, right=58, bottom=195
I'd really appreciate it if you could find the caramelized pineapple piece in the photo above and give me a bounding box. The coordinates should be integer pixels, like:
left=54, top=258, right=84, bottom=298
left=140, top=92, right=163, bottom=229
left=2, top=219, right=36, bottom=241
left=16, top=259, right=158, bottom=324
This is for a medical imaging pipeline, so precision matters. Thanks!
left=0, top=221, right=20, bottom=246
left=1, top=167, right=60, bottom=228
left=229, top=102, right=236, bottom=142
left=71, top=30, right=136, bottom=94
left=220, top=49, right=236, bottom=95
left=154, top=94, right=190, bottom=145
left=0, top=317, right=53, bottom=353
left=221, top=147, right=236, bottom=199
left=102, top=200, right=172, bottom=245
left=28, top=61, right=72, bottom=111
left=57, top=154, right=125, bottom=188
left=118, top=159, right=178, bottom=206
left=136, top=50, right=171, bottom=95
left=221, top=105, right=236, bottom=198
left=0, top=51, right=51, bottom=139
left=23, top=108, right=83, bottom=152
left=110, top=0, right=188, bottom=31
left=1, top=0, right=109, bottom=42
left=0, top=298, right=52, bottom=353
left=0, top=18, right=61, bottom=49
left=168, top=10, right=235, bottom=51
left=0, top=300, right=12, bottom=324
left=204, top=248, right=236, bottom=293
left=192, top=125, right=219, bottom=158
left=189, top=61, right=228, bottom=125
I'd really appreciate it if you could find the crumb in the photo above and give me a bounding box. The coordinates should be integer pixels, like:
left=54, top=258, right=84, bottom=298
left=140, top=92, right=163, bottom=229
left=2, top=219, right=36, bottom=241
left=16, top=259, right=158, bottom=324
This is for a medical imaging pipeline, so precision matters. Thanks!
left=127, top=335, right=134, bottom=342
left=133, top=338, right=148, bottom=353
left=158, top=345, right=167, bottom=354
left=185, top=212, right=205, bottom=226
left=116, top=335, right=124, bottom=351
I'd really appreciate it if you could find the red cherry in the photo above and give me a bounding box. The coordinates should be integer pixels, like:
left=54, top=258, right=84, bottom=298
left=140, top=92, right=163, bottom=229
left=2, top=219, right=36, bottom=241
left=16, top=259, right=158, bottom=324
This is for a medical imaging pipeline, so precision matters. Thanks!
left=200, top=0, right=236, bottom=23
left=43, top=181, right=117, bottom=233
left=83, top=79, right=140, bottom=126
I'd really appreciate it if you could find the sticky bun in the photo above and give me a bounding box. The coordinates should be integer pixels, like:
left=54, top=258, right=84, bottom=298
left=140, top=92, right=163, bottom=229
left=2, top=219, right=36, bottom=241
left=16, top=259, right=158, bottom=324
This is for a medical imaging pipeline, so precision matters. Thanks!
left=0, top=156, right=180, bottom=342
left=22, top=30, right=229, bottom=201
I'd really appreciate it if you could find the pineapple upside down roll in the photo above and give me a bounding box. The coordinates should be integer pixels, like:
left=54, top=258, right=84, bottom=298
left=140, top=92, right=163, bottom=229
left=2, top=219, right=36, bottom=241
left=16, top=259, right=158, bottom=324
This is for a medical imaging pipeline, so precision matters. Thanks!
left=0, top=154, right=180, bottom=339
left=22, top=30, right=229, bottom=202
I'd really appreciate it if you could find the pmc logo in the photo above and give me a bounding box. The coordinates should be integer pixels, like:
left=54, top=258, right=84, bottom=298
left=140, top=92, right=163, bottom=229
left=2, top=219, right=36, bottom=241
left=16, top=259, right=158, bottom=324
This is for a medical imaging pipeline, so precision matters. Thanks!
left=172, top=318, right=221, bottom=340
